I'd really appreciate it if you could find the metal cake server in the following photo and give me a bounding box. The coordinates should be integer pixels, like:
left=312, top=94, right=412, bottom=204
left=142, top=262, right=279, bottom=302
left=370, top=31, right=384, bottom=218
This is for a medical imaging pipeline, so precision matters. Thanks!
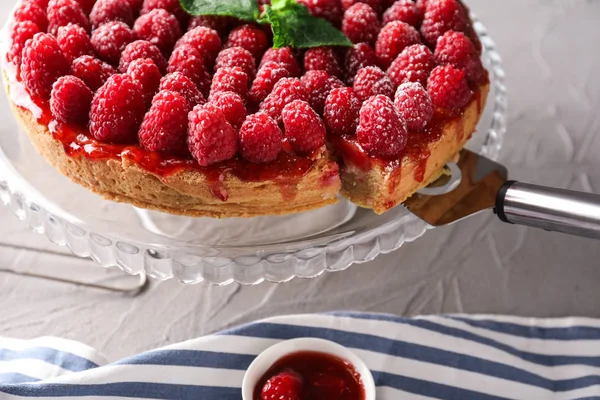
left=404, top=149, right=600, bottom=239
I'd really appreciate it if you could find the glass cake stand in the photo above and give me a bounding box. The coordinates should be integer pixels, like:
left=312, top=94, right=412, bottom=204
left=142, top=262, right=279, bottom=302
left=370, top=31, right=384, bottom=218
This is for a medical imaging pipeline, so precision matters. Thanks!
left=0, top=18, right=507, bottom=285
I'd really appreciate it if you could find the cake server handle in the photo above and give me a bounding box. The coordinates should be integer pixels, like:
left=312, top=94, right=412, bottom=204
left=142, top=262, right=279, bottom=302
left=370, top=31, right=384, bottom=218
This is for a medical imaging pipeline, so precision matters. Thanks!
left=495, top=181, right=600, bottom=239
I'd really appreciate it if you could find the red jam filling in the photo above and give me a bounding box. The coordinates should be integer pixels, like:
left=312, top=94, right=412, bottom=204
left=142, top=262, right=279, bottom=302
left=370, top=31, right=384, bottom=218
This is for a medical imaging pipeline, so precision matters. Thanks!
left=254, top=351, right=365, bottom=400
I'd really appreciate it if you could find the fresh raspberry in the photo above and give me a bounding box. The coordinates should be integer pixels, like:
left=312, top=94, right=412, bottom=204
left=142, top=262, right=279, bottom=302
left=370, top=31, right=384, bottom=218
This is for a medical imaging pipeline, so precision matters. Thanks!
left=301, top=70, right=344, bottom=115
left=259, top=77, right=308, bottom=122
left=260, top=371, right=303, bottom=400
left=297, top=0, right=343, bottom=27
left=74, top=0, right=95, bottom=14
left=387, top=44, right=435, bottom=88
left=14, top=1, right=47, bottom=33
left=420, top=0, right=468, bottom=47
left=341, top=0, right=382, bottom=14
left=20, top=33, right=70, bottom=100
left=394, top=82, right=432, bottom=130
left=138, top=90, right=189, bottom=155
left=119, top=40, right=167, bottom=73
left=159, top=72, right=205, bottom=111
left=187, top=103, right=238, bottom=166
left=133, top=9, right=182, bottom=56
left=434, top=30, right=483, bottom=83
left=175, top=27, right=222, bottom=66
left=90, top=21, right=137, bottom=66
left=357, top=94, right=407, bottom=156
left=7, top=21, right=40, bottom=66
left=248, top=61, right=290, bottom=105
left=56, top=24, right=93, bottom=63
left=50, top=75, right=93, bottom=125
left=427, top=64, right=472, bottom=112
left=226, top=24, right=268, bottom=60
left=127, top=58, right=162, bottom=108
left=259, top=47, right=300, bottom=77
left=375, top=21, right=421, bottom=69
left=342, top=3, right=380, bottom=45
left=188, top=15, right=232, bottom=36
left=28, top=0, right=50, bottom=9
left=209, top=91, right=246, bottom=129
left=167, top=44, right=211, bottom=96
left=304, top=47, right=342, bottom=78
left=210, top=67, right=248, bottom=99
left=343, top=42, right=377, bottom=85
left=239, top=112, right=282, bottom=164
left=382, top=0, right=420, bottom=26
left=70, top=55, right=116, bottom=91
left=282, top=100, right=326, bottom=153
left=215, top=47, right=256, bottom=80
left=90, top=74, right=146, bottom=143
left=324, top=87, right=360, bottom=136
left=47, top=0, right=90, bottom=36
left=415, top=0, right=429, bottom=17
left=141, top=0, right=189, bottom=27
left=90, top=0, right=135, bottom=29
left=353, top=66, right=393, bottom=101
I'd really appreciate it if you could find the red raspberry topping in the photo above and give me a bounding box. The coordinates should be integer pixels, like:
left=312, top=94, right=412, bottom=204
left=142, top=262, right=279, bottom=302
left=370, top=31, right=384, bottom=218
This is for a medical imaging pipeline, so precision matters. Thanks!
left=387, top=44, right=435, bottom=89
left=304, top=47, right=342, bottom=78
left=357, top=94, right=407, bottom=156
left=133, top=9, right=182, bottom=56
left=168, top=44, right=211, bottom=96
left=215, top=47, right=256, bottom=80
left=427, top=64, right=472, bottom=111
left=353, top=65, right=393, bottom=101
left=394, top=82, right=433, bottom=130
left=210, top=67, right=249, bottom=100
left=383, top=0, right=420, bottom=26
left=239, top=112, right=283, bottom=164
left=282, top=99, right=326, bottom=153
left=20, top=33, right=70, bottom=100
left=261, top=371, right=303, bottom=400
left=301, top=70, right=344, bottom=115
left=119, top=40, right=167, bottom=73
left=8, top=21, right=41, bottom=66
left=90, top=21, right=137, bottom=66
left=259, top=77, right=308, bottom=122
left=141, top=0, right=189, bottom=27
left=324, top=87, right=361, bottom=136
left=56, top=23, right=93, bottom=63
left=343, top=42, right=377, bottom=85
left=420, top=0, right=468, bottom=47
left=187, top=103, right=238, bottom=166
left=342, top=3, right=380, bottom=45
left=50, top=75, right=93, bottom=125
left=249, top=61, right=291, bottom=105
left=47, top=0, right=90, bottom=36
left=259, top=47, right=301, bottom=77
left=159, top=72, right=205, bottom=111
left=14, top=1, right=47, bottom=33
left=341, top=0, right=382, bottom=15
left=209, top=91, right=246, bottom=129
left=226, top=24, right=268, bottom=60
left=90, top=0, right=135, bottom=29
left=175, top=27, right=222, bottom=66
left=375, top=21, right=420, bottom=69
left=89, top=74, right=146, bottom=143
left=138, top=90, right=189, bottom=155
left=434, top=30, right=483, bottom=83
left=297, top=0, right=343, bottom=27
left=127, top=58, right=162, bottom=108
left=188, top=16, right=232, bottom=36
left=70, top=55, right=116, bottom=91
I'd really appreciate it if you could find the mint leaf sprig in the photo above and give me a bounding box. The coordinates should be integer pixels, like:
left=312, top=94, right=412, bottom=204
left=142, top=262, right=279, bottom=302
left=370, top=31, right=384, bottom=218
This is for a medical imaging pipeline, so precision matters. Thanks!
left=180, top=0, right=352, bottom=49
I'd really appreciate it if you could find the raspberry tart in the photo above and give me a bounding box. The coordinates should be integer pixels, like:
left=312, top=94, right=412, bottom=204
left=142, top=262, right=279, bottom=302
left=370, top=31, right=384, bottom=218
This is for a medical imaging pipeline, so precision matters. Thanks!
left=1, top=0, right=488, bottom=218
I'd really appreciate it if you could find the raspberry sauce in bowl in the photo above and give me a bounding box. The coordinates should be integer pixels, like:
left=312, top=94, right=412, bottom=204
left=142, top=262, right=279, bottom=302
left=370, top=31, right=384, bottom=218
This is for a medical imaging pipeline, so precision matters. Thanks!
left=242, top=338, right=375, bottom=400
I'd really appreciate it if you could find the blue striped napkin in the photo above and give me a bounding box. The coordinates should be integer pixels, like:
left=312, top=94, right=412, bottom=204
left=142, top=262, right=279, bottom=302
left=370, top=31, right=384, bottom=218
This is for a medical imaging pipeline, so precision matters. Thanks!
left=1, top=312, right=600, bottom=399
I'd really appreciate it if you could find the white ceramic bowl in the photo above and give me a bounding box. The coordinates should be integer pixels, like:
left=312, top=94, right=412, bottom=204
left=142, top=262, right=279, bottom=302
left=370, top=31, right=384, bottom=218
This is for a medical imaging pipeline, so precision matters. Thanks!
left=242, top=338, right=376, bottom=400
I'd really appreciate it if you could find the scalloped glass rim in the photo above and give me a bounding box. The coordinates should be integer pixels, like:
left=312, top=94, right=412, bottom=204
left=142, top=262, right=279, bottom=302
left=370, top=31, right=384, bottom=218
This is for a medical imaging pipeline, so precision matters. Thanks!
left=0, top=15, right=507, bottom=285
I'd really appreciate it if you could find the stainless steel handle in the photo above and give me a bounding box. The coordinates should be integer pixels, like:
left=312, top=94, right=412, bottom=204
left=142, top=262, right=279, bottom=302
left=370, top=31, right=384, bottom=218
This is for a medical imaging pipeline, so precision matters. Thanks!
left=495, top=181, right=600, bottom=239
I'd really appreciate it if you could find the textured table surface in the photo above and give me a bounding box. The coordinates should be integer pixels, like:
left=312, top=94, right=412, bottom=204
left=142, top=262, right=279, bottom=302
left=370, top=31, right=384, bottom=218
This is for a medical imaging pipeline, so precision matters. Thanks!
left=1, top=0, right=599, bottom=361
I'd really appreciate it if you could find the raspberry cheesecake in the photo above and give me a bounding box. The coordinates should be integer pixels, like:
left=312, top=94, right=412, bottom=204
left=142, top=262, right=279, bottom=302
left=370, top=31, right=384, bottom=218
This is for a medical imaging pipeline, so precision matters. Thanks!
left=2, top=0, right=488, bottom=217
